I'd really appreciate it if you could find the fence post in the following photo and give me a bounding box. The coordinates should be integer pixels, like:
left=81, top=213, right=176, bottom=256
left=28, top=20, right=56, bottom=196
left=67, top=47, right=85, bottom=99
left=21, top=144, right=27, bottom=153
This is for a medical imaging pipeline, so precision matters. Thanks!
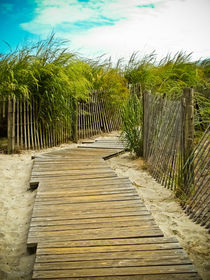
left=182, top=88, right=194, bottom=187
left=142, top=90, right=149, bottom=159
left=71, top=98, right=78, bottom=143
left=12, top=96, right=16, bottom=152
left=7, top=96, right=13, bottom=153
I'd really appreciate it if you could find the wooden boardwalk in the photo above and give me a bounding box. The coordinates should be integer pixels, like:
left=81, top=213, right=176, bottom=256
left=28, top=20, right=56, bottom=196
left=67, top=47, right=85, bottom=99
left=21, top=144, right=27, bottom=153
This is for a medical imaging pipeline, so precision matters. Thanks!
left=27, top=137, right=201, bottom=280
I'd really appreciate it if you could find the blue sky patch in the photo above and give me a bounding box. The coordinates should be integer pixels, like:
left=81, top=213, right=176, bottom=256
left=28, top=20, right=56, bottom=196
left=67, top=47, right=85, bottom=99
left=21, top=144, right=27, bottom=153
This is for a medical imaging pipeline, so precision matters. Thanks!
left=137, top=4, right=155, bottom=9
left=0, top=0, right=209, bottom=61
left=74, top=19, right=115, bottom=29
left=0, top=0, right=37, bottom=52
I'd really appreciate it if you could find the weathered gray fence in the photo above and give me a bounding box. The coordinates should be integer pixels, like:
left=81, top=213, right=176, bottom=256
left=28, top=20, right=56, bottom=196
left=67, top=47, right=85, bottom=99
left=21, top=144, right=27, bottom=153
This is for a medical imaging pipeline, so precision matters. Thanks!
left=143, top=88, right=209, bottom=229
left=4, top=97, right=74, bottom=153
left=0, top=92, right=122, bottom=153
left=183, top=125, right=209, bottom=228
left=77, top=93, right=122, bottom=140
left=143, top=92, right=183, bottom=191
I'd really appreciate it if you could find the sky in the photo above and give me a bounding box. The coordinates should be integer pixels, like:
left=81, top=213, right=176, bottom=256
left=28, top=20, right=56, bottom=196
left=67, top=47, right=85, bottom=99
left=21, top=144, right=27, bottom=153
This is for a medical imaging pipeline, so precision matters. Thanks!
left=0, top=0, right=210, bottom=61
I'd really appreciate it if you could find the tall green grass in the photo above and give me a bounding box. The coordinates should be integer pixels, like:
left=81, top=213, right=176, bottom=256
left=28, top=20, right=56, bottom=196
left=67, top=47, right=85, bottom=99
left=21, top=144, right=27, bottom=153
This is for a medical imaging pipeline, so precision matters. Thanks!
left=0, top=35, right=209, bottom=145
left=121, top=94, right=143, bottom=157
left=0, top=35, right=128, bottom=125
left=124, top=52, right=210, bottom=132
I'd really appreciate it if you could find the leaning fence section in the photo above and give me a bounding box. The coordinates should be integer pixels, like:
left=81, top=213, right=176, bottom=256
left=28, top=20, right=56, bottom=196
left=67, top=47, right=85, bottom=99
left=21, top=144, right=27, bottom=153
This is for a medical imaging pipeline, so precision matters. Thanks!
left=143, top=92, right=183, bottom=191
left=77, top=94, right=122, bottom=140
left=143, top=89, right=209, bottom=229
left=183, top=125, right=209, bottom=228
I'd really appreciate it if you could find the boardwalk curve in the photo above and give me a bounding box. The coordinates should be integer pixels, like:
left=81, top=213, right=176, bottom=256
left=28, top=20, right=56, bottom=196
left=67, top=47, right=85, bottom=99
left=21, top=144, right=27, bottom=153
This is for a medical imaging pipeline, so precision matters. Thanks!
left=27, top=136, right=201, bottom=279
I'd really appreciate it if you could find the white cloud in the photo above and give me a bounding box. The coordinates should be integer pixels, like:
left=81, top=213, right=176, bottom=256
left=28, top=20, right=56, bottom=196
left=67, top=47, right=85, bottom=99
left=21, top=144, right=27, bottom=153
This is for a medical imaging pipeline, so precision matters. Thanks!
left=21, top=0, right=95, bottom=35
left=20, top=0, right=159, bottom=34
left=68, top=0, right=210, bottom=61
left=20, top=0, right=210, bottom=61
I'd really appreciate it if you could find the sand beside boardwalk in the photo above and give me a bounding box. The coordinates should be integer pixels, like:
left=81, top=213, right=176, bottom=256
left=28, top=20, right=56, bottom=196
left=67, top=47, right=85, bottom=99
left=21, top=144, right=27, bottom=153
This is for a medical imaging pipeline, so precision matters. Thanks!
left=0, top=134, right=209, bottom=279
left=0, top=143, right=78, bottom=280
left=0, top=152, right=35, bottom=279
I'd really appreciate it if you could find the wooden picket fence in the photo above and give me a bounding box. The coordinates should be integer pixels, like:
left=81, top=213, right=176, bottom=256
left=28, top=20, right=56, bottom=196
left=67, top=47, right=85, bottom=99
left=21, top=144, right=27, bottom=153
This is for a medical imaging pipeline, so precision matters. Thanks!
left=182, top=125, right=209, bottom=227
left=0, top=92, right=122, bottom=153
left=4, top=96, right=75, bottom=153
left=1, top=86, right=209, bottom=229
left=143, top=88, right=209, bottom=229
left=77, top=93, right=122, bottom=140
left=143, top=92, right=183, bottom=191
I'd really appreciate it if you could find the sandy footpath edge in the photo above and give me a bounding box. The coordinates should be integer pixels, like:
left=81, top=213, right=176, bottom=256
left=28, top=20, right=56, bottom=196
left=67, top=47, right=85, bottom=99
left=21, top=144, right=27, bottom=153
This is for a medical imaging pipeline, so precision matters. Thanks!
left=0, top=152, right=34, bottom=280
left=0, top=142, right=78, bottom=280
left=107, top=152, right=210, bottom=280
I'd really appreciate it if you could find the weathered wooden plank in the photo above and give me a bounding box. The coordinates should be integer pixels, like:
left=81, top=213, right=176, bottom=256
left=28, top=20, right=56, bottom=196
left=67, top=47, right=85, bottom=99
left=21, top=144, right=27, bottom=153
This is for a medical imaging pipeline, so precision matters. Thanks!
left=79, top=145, right=124, bottom=150
left=28, top=227, right=163, bottom=243
left=36, top=191, right=137, bottom=200
left=37, top=183, right=132, bottom=190
left=30, top=215, right=154, bottom=227
left=32, top=201, right=144, bottom=212
left=80, top=142, right=124, bottom=146
left=35, top=147, right=122, bottom=155
left=30, top=172, right=118, bottom=181
left=27, top=231, right=163, bottom=246
left=31, top=169, right=115, bottom=176
left=36, top=184, right=133, bottom=192
left=37, top=243, right=183, bottom=255
left=35, top=248, right=188, bottom=263
left=34, top=195, right=142, bottom=204
left=29, top=219, right=157, bottom=232
left=32, top=264, right=197, bottom=278
left=34, top=199, right=141, bottom=207
left=31, top=210, right=150, bottom=221
left=34, top=194, right=140, bottom=204
left=32, top=167, right=113, bottom=176
left=34, top=253, right=191, bottom=271
left=34, top=236, right=178, bottom=248
left=36, top=189, right=137, bottom=197
left=33, top=274, right=201, bottom=280
left=36, top=187, right=135, bottom=195
left=32, top=156, right=103, bottom=161
left=32, top=165, right=108, bottom=171
left=35, top=177, right=131, bottom=187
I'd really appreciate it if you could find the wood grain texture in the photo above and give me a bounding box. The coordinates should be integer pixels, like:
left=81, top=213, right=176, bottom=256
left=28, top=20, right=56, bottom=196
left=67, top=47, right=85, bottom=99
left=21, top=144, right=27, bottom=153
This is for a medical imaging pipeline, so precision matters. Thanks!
left=27, top=138, right=201, bottom=280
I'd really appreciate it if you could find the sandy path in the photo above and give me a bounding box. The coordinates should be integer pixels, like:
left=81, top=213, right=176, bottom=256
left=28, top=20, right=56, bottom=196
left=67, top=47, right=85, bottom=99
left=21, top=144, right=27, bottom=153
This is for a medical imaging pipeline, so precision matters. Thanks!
left=0, top=153, right=35, bottom=279
left=107, top=152, right=210, bottom=280
left=0, top=143, right=77, bottom=279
